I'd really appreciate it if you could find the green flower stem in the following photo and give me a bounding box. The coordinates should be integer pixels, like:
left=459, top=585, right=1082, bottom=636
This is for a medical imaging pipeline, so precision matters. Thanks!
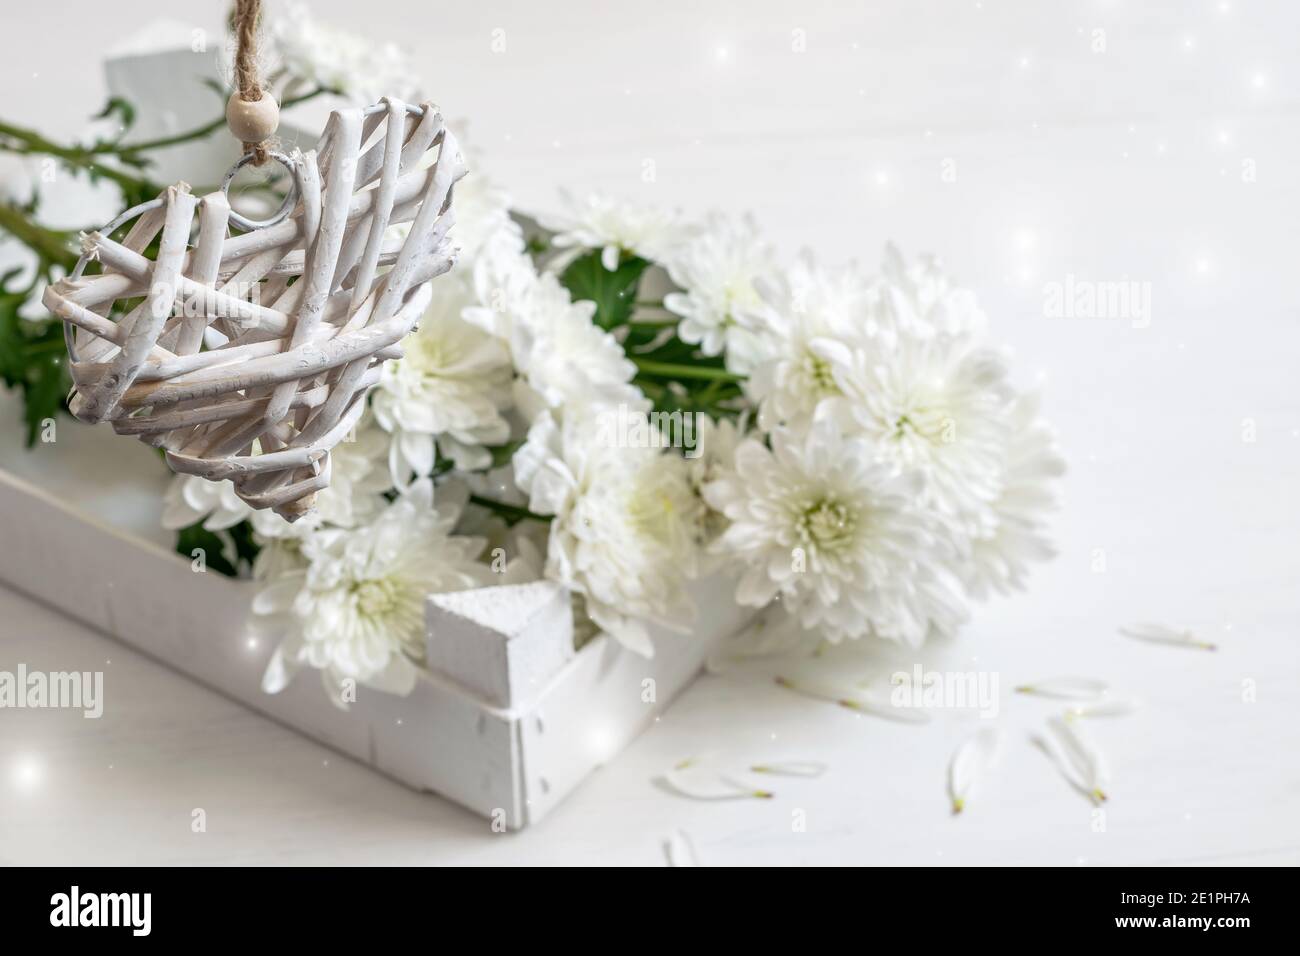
left=631, top=357, right=746, bottom=383
left=634, top=378, right=668, bottom=400
left=0, top=203, right=77, bottom=270
left=0, top=87, right=334, bottom=197
left=696, top=377, right=727, bottom=405
left=116, top=86, right=335, bottom=155
left=0, top=121, right=158, bottom=195
left=468, top=494, right=552, bottom=524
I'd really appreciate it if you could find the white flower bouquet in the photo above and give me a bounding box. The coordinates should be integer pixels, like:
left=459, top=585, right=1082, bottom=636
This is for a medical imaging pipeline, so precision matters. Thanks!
left=1, top=5, right=1064, bottom=709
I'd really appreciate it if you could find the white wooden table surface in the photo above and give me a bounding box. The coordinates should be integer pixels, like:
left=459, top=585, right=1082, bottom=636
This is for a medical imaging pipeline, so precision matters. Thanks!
left=1, top=0, right=1298, bottom=865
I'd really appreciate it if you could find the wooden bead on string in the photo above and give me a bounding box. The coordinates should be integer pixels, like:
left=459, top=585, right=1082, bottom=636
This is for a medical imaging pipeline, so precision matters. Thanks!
left=230, top=0, right=275, bottom=163
left=226, top=91, right=280, bottom=146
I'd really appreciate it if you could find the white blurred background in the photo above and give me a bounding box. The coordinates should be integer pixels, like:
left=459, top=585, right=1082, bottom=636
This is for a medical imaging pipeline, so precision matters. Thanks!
left=1, top=1, right=1297, bottom=864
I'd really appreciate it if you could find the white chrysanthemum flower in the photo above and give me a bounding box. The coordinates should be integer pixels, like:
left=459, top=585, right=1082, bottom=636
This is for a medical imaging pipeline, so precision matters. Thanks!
left=743, top=253, right=879, bottom=430
left=513, top=409, right=700, bottom=656
left=372, top=273, right=514, bottom=481
left=462, top=239, right=644, bottom=421
left=688, top=414, right=748, bottom=547
left=448, top=165, right=524, bottom=263
left=703, top=424, right=967, bottom=646
left=962, top=393, right=1064, bottom=598
left=313, top=419, right=393, bottom=526
left=163, top=416, right=393, bottom=536
left=816, top=330, right=1013, bottom=539
left=251, top=416, right=393, bottom=538
left=878, top=243, right=987, bottom=338
left=161, top=474, right=251, bottom=532
left=689, top=414, right=745, bottom=489
left=452, top=181, right=648, bottom=424
left=256, top=480, right=492, bottom=703
left=460, top=235, right=539, bottom=345
left=267, top=1, right=421, bottom=103
left=664, top=213, right=774, bottom=363
left=508, top=273, right=645, bottom=419
left=542, top=190, right=688, bottom=271
left=455, top=482, right=550, bottom=585
left=250, top=535, right=310, bottom=586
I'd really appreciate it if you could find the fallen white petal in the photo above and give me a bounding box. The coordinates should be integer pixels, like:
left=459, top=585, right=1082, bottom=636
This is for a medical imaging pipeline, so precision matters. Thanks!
left=1037, top=715, right=1109, bottom=805
left=663, top=829, right=700, bottom=867
left=1058, top=716, right=1109, bottom=796
left=948, top=728, right=1001, bottom=815
left=749, top=760, right=827, bottom=778
left=1120, top=623, right=1217, bottom=651
left=1015, top=676, right=1109, bottom=700
left=1032, top=732, right=1091, bottom=803
left=662, top=755, right=773, bottom=800
left=775, top=675, right=932, bottom=724
left=662, top=751, right=830, bottom=802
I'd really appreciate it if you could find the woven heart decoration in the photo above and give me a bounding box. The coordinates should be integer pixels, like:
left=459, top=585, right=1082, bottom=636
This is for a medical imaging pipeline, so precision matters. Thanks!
left=43, top=100, right=465, bottom=521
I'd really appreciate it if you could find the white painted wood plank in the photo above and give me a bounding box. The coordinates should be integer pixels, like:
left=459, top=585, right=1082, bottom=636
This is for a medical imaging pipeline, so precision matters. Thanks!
left=1, top=0, right=1297, bottom=864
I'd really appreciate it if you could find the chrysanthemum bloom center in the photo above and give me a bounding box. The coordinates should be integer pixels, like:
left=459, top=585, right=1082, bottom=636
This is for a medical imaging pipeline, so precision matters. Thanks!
left=802, top=349, right=840, bottom=396
left=628, top=467, right=696, bottom=555
left=795, top=497, right=858, bottom=551
left=405, top=330, right=460, bottom=379
left=721, top=280, right=760, bottom=321
left=891, top=400, right=953, bottom=447
left=631, top=490, right=674, bottom=536
left=352, top=576, right=404, bottom=619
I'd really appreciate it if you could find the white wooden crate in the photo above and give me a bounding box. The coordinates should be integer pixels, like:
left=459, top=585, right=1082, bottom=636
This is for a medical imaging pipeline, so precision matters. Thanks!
left=0, top=466, right=753, bottom=828
left=0, top=37, right=758, bottom=828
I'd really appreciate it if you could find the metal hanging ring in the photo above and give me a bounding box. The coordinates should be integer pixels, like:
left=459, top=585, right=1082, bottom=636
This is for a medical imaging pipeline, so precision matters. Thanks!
left=220, top=149, right=299, bottom=231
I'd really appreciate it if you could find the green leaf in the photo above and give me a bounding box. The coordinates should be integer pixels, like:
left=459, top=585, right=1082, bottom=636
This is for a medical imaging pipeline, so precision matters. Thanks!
left=200, top=77, right=230, bottom=103
left=558, top=251, right=649, bottom=330
left=115, top=152, right=152, bottom=171
left=172, top=519, right=259, bottom=578
left=486, top=439, right=523, bottom=469
left=468, top=493, right=552, bottom=527
left=18, top=349, right=67, bottom=444
left=0, top=268, right=25, bottom=383
left=92, top=96, right=136, bottom=136
left=635, top=372, right=744, bottom=420
left=174, top=522, right=240, bottom=577
left=0, top=269, right=71, bottom=446
left=227, top=520, right=262, bottom=571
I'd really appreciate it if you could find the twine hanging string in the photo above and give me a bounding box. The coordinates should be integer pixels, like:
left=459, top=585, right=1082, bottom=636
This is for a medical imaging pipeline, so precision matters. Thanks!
left=232, top=0, right=270, bottom=165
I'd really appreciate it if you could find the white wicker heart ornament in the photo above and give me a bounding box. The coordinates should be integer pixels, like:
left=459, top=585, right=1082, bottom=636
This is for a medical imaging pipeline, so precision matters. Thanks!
left=44, top=100, right=465, bottom=521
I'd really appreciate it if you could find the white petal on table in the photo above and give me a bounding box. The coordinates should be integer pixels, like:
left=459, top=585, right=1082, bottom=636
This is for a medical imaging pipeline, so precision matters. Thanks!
left=661, top=753, right=828, bottom=801
left=663, top=829, right=701, bottom=867
left=774, top=675, right=932, bottom=724
left=948, top=727, right=1002, bottom=815
left=749, top=760, right=827, bottom=778
left=1014, top=676, right=1109, bottom=700
left=1120, top=623, right=1217, bottom=651
left=662, top=755, right=774, bottom=800
left=1035, top=715, right=1110, bottom=805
